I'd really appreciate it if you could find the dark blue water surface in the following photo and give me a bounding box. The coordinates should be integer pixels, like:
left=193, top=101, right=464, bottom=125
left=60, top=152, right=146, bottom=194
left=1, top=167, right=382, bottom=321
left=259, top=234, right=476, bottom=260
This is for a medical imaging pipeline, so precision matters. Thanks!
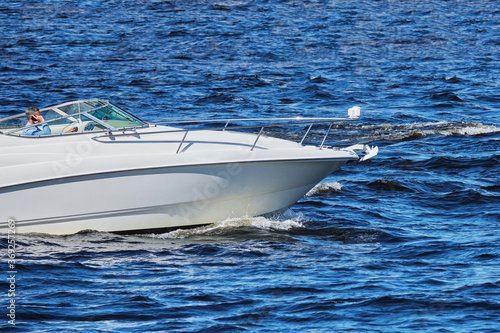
left=1, top=1, right=500, bottom=332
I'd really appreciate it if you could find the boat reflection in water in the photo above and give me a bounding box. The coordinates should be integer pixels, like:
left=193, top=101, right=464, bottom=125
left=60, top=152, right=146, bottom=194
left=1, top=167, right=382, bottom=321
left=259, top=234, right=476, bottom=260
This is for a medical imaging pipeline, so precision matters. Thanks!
left=0, top=100, right=377, bottom=235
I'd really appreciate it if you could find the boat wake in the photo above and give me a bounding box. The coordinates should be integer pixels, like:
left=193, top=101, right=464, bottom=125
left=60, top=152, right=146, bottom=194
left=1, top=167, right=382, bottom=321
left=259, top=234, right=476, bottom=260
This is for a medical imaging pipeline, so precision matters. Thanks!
left=358, top=121, right=500, bottom=142
left=155, top=212, right=305, bottom=239
left=274, top=121, right=499, bottom=145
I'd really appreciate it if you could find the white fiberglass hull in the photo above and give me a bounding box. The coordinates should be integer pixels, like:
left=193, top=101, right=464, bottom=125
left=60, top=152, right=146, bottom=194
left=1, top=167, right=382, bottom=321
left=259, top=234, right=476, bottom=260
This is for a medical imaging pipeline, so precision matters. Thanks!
left=1, top=159, right=348, bottom=235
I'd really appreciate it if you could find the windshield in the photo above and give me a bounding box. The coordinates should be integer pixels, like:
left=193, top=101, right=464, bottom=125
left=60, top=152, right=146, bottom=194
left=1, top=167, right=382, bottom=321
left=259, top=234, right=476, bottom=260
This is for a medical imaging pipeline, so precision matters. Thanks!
left=0, top=100, right=147, bottom=137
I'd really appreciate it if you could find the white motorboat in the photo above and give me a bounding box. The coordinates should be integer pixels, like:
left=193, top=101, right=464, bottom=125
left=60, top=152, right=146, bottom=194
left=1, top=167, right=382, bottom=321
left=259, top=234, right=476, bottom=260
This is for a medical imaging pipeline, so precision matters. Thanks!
left=0, top=100, right=378, bottom=235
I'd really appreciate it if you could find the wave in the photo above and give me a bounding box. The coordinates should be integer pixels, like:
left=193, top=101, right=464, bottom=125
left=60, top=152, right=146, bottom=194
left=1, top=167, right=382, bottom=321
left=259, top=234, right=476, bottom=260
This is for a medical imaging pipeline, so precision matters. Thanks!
left=367, top=179, right=415, bottom=192
left=155, top=213, right=305, bottom=239
left=305, top=181, right=343, bottom=197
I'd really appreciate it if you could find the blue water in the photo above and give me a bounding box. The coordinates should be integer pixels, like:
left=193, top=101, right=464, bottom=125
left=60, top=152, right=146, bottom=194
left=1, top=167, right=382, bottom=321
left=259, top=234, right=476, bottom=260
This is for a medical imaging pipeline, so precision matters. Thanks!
left=1, top=1, right=499, bottom=332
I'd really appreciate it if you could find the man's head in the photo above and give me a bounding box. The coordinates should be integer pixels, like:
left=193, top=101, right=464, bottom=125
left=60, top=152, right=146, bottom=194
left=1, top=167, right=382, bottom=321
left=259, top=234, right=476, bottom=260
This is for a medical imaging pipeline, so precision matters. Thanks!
left=25, top=107, right=40, bottom=122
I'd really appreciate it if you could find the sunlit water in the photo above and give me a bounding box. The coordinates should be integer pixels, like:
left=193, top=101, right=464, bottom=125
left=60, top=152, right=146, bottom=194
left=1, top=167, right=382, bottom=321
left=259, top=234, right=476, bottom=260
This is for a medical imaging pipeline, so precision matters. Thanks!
left=1, top=1, right=499, bottom=332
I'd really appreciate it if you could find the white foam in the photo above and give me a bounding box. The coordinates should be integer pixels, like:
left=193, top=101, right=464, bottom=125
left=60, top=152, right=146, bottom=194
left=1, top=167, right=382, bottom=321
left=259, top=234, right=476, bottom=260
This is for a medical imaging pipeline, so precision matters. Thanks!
left=305, top=181, right=343, bottom=197
left=435, top=123, right=500, bottom=136
left=155, top=213, right=304, bottom=239
left=359, top=121, right=500, bottom=141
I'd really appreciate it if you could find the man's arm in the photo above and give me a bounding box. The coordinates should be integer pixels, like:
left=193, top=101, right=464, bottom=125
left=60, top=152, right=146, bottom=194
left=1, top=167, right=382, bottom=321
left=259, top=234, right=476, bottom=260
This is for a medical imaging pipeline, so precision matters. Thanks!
left=22, top=123, right=51, bottom=136
left=38, top=123, right=51, bottom=135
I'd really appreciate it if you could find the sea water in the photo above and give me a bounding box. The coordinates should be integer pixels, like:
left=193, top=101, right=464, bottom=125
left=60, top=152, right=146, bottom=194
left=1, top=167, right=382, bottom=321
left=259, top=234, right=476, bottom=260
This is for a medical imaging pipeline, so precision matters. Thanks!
left=0, top=1, right=499, bottom=332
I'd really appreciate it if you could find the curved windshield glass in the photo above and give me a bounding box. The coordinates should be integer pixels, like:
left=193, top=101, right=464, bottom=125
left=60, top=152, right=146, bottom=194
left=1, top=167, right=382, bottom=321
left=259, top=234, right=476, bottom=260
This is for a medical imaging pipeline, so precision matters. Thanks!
left=86, top=102, right=146, bottom=129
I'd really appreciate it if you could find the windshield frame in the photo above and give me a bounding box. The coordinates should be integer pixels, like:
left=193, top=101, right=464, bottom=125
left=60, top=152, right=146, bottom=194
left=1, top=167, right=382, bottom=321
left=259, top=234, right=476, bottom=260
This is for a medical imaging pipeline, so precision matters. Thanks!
left=0, top=99, right=148, bottom=137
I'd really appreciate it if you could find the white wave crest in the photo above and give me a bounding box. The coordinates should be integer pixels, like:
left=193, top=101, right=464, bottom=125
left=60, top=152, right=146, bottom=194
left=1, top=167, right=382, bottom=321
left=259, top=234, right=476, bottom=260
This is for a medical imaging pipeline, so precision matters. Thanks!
left=435, top=123, right=500, bottom=136
left=305, top=181, right=343, bottom=197
left=156, top=213, right=304, bottom=239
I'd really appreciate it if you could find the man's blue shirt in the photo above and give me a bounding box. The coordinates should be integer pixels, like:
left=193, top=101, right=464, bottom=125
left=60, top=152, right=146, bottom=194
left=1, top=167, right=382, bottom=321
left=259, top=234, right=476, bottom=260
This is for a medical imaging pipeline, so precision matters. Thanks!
left=22, top=122, right=51, bottom=136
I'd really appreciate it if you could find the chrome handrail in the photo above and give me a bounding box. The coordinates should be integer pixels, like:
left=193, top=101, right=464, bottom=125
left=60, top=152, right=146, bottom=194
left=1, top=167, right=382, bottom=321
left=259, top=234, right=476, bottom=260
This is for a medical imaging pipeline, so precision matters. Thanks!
left=250, top=127, right=265, bottom=151
left=154, top=116, right=351, bottom=126
left=300, top=121, right=315, bottom=145
left=94, top=116, right=359, bottom=153
left=319, top=122, right=334, bottom=150
left=176, top=130, right=189, bottom=154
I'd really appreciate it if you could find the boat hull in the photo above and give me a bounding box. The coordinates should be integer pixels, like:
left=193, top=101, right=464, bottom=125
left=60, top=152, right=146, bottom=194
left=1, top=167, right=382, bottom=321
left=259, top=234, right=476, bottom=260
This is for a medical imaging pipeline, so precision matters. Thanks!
left=1, top=158, right=348, bottom=235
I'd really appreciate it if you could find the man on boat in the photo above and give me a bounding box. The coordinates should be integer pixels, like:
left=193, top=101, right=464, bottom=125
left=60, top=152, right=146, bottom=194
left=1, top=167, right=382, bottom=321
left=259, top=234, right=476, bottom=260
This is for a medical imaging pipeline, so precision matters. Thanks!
left=22, top=107, right=51, bottom=136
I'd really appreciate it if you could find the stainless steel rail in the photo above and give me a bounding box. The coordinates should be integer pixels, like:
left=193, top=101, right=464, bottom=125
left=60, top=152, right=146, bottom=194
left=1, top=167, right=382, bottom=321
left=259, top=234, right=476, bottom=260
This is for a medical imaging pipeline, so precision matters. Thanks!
left=94, top=116, right=359, bottom=153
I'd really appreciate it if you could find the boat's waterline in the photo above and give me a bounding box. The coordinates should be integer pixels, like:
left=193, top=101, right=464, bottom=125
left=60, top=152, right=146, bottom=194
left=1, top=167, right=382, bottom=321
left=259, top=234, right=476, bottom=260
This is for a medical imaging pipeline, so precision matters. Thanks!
left=1, top=159, right=349, bottom=235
